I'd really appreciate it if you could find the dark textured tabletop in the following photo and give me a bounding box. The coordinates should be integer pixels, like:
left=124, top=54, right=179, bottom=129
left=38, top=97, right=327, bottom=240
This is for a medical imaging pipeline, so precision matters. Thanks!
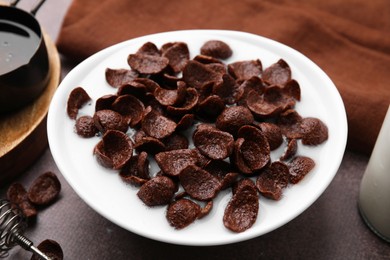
left=1, top=0, right=389, bottom=259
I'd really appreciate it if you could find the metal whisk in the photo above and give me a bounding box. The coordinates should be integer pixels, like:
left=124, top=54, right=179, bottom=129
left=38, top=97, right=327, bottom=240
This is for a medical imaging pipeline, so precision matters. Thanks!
left=0, top=199, right=51, bottom=259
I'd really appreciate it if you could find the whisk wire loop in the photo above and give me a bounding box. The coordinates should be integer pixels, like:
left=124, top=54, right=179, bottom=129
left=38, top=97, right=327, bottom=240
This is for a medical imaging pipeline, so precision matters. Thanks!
left=0, top=199, right=27, bottom=252
left=0, top=199, right=51, bottom=259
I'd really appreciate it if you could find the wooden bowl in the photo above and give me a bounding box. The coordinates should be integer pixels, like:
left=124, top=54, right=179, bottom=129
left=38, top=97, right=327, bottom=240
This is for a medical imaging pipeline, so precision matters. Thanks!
left=0, top=31, right=60, bottom=185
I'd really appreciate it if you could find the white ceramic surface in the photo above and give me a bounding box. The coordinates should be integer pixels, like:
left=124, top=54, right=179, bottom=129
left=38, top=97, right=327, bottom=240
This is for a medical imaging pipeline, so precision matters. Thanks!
left=47, top=30, right=347, bottom=246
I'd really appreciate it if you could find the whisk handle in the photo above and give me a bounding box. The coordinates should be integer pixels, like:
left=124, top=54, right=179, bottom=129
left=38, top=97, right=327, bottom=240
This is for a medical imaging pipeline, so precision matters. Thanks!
left=13, top=233, right=51, bottom=260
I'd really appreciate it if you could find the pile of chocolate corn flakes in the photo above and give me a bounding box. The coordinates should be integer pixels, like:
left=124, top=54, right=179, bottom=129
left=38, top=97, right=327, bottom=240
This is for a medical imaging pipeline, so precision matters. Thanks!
left=7, top=172, right=64, bottom=259
left=67, top=40, right=328, bottom=233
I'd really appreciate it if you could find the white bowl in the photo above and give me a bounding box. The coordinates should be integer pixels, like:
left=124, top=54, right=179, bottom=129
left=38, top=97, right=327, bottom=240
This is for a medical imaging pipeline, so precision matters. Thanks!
left=48, top=30, right=347, bottom=246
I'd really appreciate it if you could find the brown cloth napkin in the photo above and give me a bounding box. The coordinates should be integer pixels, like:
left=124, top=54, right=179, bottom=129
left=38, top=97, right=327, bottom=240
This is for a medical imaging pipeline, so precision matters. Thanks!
left=56, top=0, right=390, bottom=155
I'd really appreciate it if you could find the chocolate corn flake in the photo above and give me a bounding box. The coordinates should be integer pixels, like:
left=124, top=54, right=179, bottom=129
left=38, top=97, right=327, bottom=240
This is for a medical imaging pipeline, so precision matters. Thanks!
left=166, top=87, right=199, bottom=116
left=198, top=81, right=213, bottom=101
left=288, top=156, right=315, bottom=184
left=155, top=149, right=201, bottom=177
left=160, top=73, right=181, bottom=88
left=133, top=77, right=161, bottom=93
left=154, top=82, right=186, bottom=106
left=253, top=122, right=283, bottom=151
left=276, top=109, right=304, bottom=139
left=277, top=110, right=328, bottom=146
left=179, top=165, right=221, bottom=201
left=263, top=85, right=295, bottom=110
left=128, top=53, right=169, bottom=74
left=256, top=161, right=290, bottom=200
left=117, top=81, right=147, bottom=98
left=280, top=138, right=298, bottom=161
left=133, top=129, right=147, bottom=143
left=237, top=125, right=270, bottom=173
left=112, top=94, right=145, bottom=127
left=203, top=160, right=238, bottom=190
left=161, top=42, right=190, bottom=73
left=174, top=113, right=195, bottom=131
left=200, top=40, right=233, bottom=60
left=300, top=117, right=329, bottom=146
left=203, top=160, right=233, bottom=181
left=284, top=79, right=301, bottom=101
left=223, top=178, right=259, bottom=233
left=121, top=173, right=148, bottom=187
left=206, top=63, right=226, bottom=75
left=66, top=87, right=91, bottom=120
left=120, top=151, right=150, bottom=186
left=247, top=85, right=296, bottom=120
left=93, top=130, right=133, bottom=170
left=93, top=109, right=129, bottom=134
left=95, top=94, right=118, bottom=112
left=237, top=76, right=265, bottom=105
left=31, top=239, right=63, bottom=260
left=116, top=80, right=150, bottom=100
left=137, top=42, right=161, bottom=56
left=262, top=59, right=291, bottom=86
left=7, top=183, right=37, bottom=219
left=215, top=106, right=254, bottom=136
left=227, top=59, right=262, bottom=80
left=75, top=115, right=98, bottom=138
left=134, top=135, right=166, bottom=155
left=163, top=133, right=189, bottom=151
left=212, top=74, right=241, bottom=105
left=231, top=138, right=252, bottom=175
left=137, top=176, right=176, bottom=206
left=141, top=108, right=177, bottom=139
left=198, top=200, right=213, bottom=219
left=105, top=68, right=139, bottom=88
left=166, top=198, right=201, bottom=229
left=194, top=54, right=224, bottom=65
left=182, top=60, right=222, bottom=90
left=142, top=94, right=165, bottom=114
left=193, top=124, right=234, bottom=160
left=196, top=95, right=225, bottom=121
left=246, top=90, right=284, bottom=119
left=27, top=172, right=61, bottom=206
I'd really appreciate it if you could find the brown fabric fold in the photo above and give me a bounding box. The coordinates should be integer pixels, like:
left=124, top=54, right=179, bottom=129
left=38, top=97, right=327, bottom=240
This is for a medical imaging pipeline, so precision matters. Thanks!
left=56, top=0, right=390, bottom=155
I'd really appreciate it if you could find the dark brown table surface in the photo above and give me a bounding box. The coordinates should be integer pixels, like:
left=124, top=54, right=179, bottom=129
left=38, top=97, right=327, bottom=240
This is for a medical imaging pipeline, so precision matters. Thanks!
left=1, top=0, right=389, bottom=259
